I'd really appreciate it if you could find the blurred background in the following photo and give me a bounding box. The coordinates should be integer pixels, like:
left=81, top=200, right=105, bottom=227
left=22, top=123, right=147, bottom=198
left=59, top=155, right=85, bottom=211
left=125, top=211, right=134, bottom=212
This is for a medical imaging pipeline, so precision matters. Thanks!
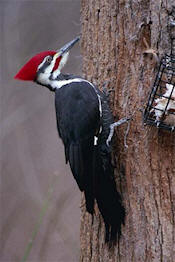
left=1, top=1, right=81, bottom=261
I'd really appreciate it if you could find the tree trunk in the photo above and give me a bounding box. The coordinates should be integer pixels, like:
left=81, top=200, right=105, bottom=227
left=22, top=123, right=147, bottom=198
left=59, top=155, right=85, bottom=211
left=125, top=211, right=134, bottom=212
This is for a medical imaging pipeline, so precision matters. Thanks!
left=80, top=1, right=175, bottom=261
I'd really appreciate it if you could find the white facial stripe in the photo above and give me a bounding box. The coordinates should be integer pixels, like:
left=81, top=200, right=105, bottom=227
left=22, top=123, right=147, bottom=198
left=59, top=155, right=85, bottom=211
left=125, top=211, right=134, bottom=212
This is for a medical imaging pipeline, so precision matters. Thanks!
left=37, top=56, right=48, bottom=70
left=45, top=55, right=57, bottom=74
left=52, top=69, right=61, bottom=80
left=38, top=52, right=70, bottom=81
left=52, top=52, right=69, bottom=80
left=37, top=72, right=51, bottom=85
left=37, top=55, right=58, bottom=74
left=59, top=52, right=69, bottom=71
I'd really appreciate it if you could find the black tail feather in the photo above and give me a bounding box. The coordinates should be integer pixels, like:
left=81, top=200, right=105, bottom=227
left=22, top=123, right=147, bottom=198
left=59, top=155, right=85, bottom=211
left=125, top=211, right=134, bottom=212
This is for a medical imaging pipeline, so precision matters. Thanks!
left=81, top=139, right=94, bottom=214
left=94, top=143, right=125, bottom=243
left=69, top=143, right=84, bottom=191
left=69, top=138, right=125, bottom=243
left=69, top=139, right=94, bottom=214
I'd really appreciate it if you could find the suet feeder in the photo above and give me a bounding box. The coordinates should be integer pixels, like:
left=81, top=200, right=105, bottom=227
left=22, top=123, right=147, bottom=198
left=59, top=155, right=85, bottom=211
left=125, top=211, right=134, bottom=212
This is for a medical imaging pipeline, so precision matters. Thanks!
left=144, top=13, right=175, bottom=131
left=144, top=53, right=175, bottom=131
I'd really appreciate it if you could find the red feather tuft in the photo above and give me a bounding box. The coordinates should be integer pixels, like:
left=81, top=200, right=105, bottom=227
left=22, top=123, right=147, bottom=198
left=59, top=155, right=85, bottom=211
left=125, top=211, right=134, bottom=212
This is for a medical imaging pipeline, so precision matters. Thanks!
left=14, top=51, right=57, bottom=81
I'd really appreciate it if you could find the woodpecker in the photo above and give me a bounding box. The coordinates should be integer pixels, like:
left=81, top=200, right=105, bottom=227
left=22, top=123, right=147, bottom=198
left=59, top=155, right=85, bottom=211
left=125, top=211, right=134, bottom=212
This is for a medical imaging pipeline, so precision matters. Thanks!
left=15, top=37, right=125, bottom=243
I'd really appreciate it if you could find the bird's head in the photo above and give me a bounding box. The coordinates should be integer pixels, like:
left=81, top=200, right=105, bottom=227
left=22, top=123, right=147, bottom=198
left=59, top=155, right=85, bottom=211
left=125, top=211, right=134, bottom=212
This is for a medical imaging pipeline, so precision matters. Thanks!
left=14, top=36, right=80, bottom=90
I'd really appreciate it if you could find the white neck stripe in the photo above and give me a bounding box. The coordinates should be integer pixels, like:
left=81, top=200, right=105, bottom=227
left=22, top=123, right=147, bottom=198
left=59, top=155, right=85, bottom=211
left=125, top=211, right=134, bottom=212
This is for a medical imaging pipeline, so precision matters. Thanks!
left=54, top=78, right=85, bottom=89
left=53, top=78, right=94, bottom=89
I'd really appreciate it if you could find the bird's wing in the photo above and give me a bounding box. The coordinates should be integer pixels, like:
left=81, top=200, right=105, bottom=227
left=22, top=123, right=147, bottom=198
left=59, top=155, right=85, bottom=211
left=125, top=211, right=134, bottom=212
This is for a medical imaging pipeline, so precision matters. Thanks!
left=55, top=80, right=100, bottom=213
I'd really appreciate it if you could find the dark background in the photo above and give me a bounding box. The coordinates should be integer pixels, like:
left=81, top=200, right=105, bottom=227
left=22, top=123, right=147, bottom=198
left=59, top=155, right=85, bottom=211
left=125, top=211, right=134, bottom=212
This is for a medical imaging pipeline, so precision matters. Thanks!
left=1, top=1, right=81, bottom=261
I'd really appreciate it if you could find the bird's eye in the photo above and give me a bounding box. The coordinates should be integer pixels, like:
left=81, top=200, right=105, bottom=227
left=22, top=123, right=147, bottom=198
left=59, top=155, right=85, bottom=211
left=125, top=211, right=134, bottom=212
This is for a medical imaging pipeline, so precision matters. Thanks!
left=46, top=56, right=52, bottom=63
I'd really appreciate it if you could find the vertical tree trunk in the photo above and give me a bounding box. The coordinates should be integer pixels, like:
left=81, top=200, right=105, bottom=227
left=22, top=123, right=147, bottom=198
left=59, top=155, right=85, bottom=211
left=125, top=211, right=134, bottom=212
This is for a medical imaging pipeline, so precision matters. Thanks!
left=80, top=1, right=175, bottom=261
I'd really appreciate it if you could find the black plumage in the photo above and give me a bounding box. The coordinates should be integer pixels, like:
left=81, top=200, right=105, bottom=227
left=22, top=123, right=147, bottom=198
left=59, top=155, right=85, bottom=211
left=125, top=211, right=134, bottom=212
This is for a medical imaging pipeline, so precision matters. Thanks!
left=55, top=76, right=125, bottom=243
left=14, top=37, right=125, bottom=244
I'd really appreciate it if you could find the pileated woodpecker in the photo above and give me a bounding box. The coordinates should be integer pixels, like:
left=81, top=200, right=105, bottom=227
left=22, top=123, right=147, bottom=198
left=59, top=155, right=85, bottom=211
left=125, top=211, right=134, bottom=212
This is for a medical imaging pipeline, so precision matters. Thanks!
left=15, top=37, right=125, bottom=243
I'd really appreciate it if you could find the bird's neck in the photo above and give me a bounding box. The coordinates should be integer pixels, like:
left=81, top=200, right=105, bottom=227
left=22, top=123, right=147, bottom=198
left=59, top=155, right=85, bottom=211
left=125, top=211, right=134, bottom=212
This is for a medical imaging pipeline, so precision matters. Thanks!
left=36, top=72, right=80, bottom=92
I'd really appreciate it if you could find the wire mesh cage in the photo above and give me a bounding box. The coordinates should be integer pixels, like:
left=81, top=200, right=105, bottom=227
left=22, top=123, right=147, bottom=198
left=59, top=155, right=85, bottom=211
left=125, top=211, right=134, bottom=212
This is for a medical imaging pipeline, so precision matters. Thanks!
left=144, top=11, right=175, bottom=131
left=144, top=53, right=175, bottom=131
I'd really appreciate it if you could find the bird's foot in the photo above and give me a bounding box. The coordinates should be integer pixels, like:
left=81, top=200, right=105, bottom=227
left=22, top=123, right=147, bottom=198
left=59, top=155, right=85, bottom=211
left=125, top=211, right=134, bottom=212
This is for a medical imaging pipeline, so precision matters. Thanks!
left=106, top=117, right=131, bottom=146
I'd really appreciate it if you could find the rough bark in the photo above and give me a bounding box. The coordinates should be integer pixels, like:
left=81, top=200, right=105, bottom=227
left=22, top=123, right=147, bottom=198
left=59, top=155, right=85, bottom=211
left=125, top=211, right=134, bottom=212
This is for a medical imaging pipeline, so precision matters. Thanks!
left=80, top=1, right=175, bottom=261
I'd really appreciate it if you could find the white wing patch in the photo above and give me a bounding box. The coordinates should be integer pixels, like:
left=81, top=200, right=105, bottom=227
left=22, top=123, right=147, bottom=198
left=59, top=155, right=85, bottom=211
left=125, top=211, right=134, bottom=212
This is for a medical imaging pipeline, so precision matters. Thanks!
left=94, top=136, right=98, bottom=145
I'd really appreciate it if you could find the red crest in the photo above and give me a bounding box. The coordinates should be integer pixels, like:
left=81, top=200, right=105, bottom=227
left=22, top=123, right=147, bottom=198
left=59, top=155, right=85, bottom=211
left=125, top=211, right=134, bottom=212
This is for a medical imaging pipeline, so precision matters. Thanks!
left=14, top=51, right=58, bottom=81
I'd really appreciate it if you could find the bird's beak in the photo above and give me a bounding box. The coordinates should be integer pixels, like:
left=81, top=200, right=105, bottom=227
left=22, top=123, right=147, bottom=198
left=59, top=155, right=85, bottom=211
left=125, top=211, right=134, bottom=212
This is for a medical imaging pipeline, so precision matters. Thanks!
left=54, top=36, right=80, bottom=59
